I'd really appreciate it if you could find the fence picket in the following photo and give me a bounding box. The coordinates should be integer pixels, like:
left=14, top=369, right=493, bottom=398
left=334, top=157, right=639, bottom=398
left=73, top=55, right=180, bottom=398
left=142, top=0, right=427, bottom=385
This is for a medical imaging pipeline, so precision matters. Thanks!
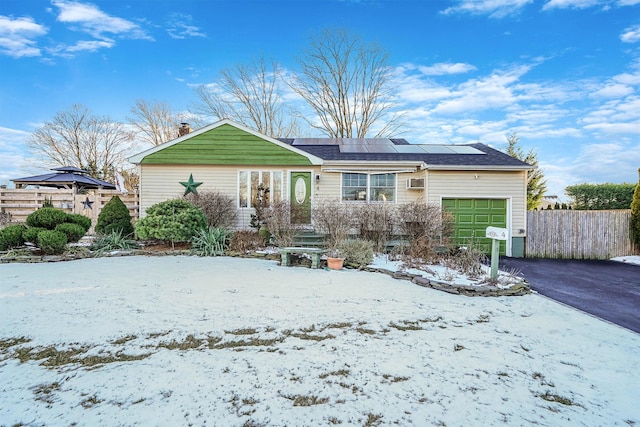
left=1, top=189, right=139, bottom=233
left=526, top=210, right=638, bottom=259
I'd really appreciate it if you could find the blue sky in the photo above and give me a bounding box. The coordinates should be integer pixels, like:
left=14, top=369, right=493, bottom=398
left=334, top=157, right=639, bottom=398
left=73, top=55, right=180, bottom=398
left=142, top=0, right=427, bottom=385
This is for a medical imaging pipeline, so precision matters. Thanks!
left=1, top=0, right=639, bottom=199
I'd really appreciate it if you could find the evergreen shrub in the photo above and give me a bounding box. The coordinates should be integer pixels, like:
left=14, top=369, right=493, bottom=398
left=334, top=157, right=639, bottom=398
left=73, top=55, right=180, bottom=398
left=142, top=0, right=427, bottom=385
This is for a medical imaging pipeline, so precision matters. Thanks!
left=95, top=196, right=134, bottom=236
left=135, top=199, right=206, bottom=243
left=23, top=227, right=46, bottom=244
left=26, top=207, right=68, bottom=229
left=66, top=214, right=92, bottom=232
left=0, top=224, right=26, bottom=251
left=37, top=230, right=67, bottom=255
left=55, top=223, right=86, bottom=242
left=337, top=239, right=374, bottom=268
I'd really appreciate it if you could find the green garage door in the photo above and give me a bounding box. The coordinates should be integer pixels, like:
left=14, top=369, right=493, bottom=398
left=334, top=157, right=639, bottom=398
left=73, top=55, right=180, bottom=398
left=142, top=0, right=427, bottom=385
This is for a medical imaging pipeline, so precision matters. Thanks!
left=442, top=198, right=507, bottom=255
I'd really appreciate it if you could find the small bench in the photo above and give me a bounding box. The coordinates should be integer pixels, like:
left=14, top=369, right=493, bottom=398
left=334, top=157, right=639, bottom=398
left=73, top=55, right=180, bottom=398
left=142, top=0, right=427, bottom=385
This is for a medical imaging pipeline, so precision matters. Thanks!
left=280, top=247, right=327, bottom=269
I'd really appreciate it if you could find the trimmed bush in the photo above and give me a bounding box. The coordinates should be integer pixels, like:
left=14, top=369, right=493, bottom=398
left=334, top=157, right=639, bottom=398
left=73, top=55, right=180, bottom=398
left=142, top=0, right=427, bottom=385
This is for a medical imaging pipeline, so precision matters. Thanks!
left=23, top=227, right=46, bottom=244
left=135, top=199, right=207, bottom=243
left=37, top=230, right=67, bottom=255
left=66, top=214, right=92, bottom=232
left=0, top=224, right=26, bottom=251
left=55, top=223, right=86, bottom=243
left=26, top=207, right=68, bottom=229
left=95, top=196, right=134, bottom=236
left=338, top=239, right=374, bottom=268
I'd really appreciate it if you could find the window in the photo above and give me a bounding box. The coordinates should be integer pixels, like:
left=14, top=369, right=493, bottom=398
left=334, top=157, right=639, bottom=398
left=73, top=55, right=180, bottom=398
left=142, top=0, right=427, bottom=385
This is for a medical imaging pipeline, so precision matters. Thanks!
left=341, top=173, right=396, bottom=202
left=238, top=171, right=283, bottom=208
left=370, top=173, right=396, bottom=202
left=342, top=173, right=367, bottom=201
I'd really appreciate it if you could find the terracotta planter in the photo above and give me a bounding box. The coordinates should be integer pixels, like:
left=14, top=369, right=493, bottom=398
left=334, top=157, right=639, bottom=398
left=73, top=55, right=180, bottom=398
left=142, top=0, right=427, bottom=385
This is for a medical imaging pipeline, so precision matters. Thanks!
left=327, top=257, right=345, bottom=270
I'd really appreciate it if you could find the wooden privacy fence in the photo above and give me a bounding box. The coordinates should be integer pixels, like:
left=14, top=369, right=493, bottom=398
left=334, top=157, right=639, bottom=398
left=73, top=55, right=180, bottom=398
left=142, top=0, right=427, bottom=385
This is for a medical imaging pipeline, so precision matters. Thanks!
left=526, top=209, right=638, bottom=259
left=0, top=189, right=139, bottom=233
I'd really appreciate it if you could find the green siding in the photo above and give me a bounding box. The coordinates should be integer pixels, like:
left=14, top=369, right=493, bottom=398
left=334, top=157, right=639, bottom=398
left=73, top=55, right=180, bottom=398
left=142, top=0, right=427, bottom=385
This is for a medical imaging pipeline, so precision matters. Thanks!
left=141, top=124, right=312, bottom=166
left=443, top=198, right=507, bottom=255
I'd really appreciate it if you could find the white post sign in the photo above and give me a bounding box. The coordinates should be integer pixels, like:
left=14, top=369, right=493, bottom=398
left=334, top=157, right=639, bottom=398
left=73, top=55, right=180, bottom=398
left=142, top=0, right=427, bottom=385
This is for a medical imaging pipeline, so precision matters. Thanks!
left=486, top=227, right=508, bottom=281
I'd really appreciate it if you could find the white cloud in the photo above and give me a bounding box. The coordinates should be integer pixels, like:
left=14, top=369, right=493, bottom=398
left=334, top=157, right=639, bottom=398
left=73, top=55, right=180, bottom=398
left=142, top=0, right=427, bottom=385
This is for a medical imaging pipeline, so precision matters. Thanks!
left=582, top=95, right=640, bottom=130
left=574, top=142, right=640, bottom=181
left=584, top=122, right=640, bottom=133
left=539, top=140, right=640, bottom=197
left=166, top=14, right=206, bottom=39
left=65, top=38, right=114, bottom=53
left=391, top=71, right=452, bottom=103
left=591, top=83, right=634, bottom=98
left=432, top=65, right=531, bottom=114
left=542, top=0, right=601, bottom=9
left=0, top=15, right=47, bottom=57
left=441, top=0, right=533, bottom=18
left=0, top=126, right=35, bottom=187
left=418, top=62, right=477, bottom=76
left=543, top=0, right=640, bottom=9
left=621, top=24, right=640, bottom=43
left=52, top=0, right=152, bottom=41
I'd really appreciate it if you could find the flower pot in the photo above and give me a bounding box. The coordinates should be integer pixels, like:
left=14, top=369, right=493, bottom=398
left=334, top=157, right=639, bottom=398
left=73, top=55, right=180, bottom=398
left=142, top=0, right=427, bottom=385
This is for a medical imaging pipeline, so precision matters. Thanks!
left=327, top=257, right=345, bottom=270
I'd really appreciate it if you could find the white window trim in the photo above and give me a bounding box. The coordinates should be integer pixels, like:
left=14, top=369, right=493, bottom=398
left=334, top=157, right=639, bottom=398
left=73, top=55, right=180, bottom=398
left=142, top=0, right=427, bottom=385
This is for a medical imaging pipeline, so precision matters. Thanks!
left=238, top=170, right=284, bottom=209
left=340, top=172, right=397, bottom=203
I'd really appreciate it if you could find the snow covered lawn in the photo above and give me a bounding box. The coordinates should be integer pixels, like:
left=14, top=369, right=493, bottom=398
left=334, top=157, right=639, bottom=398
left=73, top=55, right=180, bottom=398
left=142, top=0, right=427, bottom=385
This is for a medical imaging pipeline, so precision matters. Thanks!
left=1, top=256, right=639, bottom=426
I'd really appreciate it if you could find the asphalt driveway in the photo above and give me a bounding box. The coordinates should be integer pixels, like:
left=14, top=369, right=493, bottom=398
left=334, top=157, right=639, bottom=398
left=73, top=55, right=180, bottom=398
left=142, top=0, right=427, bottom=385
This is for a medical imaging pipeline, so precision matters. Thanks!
left=499, top=257, right=640, bottom=334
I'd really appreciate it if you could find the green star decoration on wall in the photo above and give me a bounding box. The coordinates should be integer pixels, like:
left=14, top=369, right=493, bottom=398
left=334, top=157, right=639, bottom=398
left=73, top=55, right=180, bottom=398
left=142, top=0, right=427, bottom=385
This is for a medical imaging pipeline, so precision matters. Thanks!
left=180, top=174, right=202, bottom=196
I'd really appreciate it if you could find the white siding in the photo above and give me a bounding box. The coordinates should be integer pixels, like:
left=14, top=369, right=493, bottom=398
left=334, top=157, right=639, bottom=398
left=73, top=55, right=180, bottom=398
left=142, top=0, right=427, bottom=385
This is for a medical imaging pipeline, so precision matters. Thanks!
left=426, top=170, right=528, bottom=236
left=314, top=171, right=426, bottom=204
left=140, top=164, right=298, bottom=229
left=139, top=165, right=527, bottom=236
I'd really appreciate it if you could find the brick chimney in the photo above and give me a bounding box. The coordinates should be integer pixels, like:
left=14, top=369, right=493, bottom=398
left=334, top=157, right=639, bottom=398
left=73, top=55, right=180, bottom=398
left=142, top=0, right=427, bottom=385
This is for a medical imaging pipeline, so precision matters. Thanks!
left=178, top=123, right=191, bottom=137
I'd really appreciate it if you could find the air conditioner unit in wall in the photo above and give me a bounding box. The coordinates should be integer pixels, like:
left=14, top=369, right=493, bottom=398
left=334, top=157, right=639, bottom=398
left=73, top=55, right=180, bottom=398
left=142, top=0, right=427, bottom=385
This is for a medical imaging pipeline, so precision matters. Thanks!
left=406, top=178, right=425, bottom=190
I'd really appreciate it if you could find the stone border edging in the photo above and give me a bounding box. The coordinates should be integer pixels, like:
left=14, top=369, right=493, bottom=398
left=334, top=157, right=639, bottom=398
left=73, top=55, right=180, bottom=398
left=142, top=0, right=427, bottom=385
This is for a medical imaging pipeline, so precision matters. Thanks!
left=362, top=266, right=531, bottom=297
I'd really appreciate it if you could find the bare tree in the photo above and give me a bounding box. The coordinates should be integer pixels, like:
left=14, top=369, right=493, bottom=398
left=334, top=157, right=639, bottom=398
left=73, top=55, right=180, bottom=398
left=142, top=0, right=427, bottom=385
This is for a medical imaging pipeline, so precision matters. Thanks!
left=28, top=104, right=135, bottom=181
left=190, top=57, right=300, bottom=137
left=290, top=29, right=402, bottom=138
left=129, top=98, right=182, bottom=146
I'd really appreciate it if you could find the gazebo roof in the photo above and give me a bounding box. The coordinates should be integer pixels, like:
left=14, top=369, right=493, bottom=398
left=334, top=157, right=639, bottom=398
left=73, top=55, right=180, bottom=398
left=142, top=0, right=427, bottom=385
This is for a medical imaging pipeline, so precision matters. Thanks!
left=11, top=166, right=116, bottom=190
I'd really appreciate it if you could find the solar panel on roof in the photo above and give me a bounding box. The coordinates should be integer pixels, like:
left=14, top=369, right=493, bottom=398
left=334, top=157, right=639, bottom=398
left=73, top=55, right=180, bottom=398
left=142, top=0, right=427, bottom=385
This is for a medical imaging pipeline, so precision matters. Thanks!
left=340, top=144, right=368, bottom=153
left=448, top=146, right=484, bottom=154
left=364, top=138, right=391, bottom=144
left=365, top=144, right=398, bottom=153
left=293, top=138, right=342, bottom=145
left=393, top=145, right=426, bottom=153
left=419, top=145, right=455, bottom=154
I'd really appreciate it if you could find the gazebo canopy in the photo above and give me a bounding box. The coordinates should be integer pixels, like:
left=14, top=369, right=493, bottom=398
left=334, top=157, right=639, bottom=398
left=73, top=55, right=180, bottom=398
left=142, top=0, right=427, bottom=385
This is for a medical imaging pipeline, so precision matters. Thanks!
left=11, top=166, right=116, bottom=191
